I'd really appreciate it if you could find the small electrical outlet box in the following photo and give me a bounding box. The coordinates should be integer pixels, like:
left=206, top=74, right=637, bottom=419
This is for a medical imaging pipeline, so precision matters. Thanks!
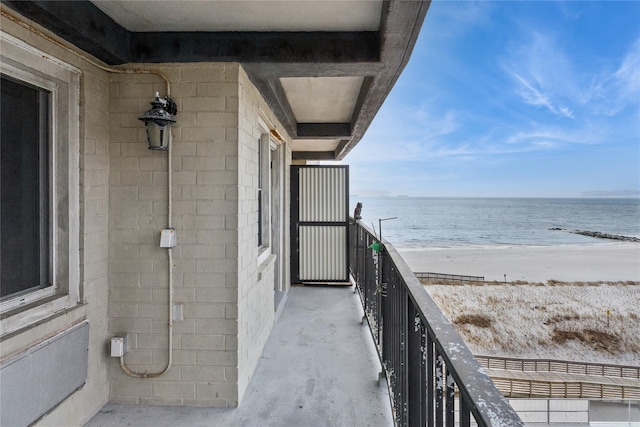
left=160, top=229, right=176, bottom=248
left=110, top=336, right=127, bottom=357
left=172, top=303, right=183, bottom=322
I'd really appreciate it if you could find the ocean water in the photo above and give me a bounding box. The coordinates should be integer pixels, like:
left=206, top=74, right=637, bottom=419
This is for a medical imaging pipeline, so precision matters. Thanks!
left=350, top=197, right=640, bottom=248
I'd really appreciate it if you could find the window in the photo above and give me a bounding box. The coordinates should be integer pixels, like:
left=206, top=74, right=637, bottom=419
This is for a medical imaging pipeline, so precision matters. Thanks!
left=258, top=136, right=264, bottom=247
left=0, top=31, right=80, bottom=335
left=257, top=134, right=270, bottom=249
left=1, top=76, right=51, bottom=300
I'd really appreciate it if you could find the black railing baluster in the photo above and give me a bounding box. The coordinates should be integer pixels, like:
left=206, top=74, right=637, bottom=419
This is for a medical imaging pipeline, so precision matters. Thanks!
left=460, top=396, right=471, bottom=427
left=435, top=352, right=444, bottom=427
left=445, top=365, right=455, bottom=427
left=427, top=334, right=434, bottom=426
left=420, top=321, right=427, bottom=426
left=407, top=303, right=425, bottom=427
left=399, top=269, right=408, bottom=426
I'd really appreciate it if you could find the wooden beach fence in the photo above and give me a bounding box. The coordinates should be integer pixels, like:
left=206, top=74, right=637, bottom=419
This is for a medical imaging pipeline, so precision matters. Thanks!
left=414, top=272, right=485, bottom=282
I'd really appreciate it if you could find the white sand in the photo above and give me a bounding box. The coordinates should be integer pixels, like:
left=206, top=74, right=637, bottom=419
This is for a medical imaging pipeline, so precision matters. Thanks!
left=396, top=243, right=640, bottom=364
left=398, top=243, right=640, bottom=283
left=424, top=283, right=640, bottom=364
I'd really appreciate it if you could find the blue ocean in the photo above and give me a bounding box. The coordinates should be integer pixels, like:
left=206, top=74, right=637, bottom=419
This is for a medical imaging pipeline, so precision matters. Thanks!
left=350, top=197, right=640, bottom=248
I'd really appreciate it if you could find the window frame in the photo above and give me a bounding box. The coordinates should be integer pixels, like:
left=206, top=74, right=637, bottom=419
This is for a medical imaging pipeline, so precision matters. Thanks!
left=1, top=75, right=53, bottom=302
left=257, top=133, right=271, bottom=251
left=0, top=31, right=80, bottom=336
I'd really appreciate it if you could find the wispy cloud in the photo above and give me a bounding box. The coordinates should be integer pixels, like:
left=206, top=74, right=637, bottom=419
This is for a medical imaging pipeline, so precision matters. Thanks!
left=504, top=29, right=640, bottom=119
left=509, top=71, right=575, bottom=119
left=614, top=38, right=640, bottom=97
left=502, top=31, right=579, bottom=119
left=505, top=127, right=599, bottom=149
left=593, top=37, right=640, bottom=116
left=425, top=1, right=494, bottom=40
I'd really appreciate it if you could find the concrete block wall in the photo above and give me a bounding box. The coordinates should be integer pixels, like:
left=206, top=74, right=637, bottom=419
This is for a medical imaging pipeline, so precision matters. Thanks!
left=236, top=68, right=290, bottom=401
left=0, top=13, right=111, bottom=426
left=108, top=63, right=287, bottom=407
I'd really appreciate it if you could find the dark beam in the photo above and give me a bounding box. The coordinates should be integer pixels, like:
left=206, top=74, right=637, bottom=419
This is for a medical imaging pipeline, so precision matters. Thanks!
left=242, top=76, right=298, bottom=139
left=243, top=63, right=384, bottom=79
left=292, top=151, right=336, bottom=161
left=1, top=0, right=130, bottom=64
left=2, top=1, right=380, bottom=66
left=130, top=31, right=379, bottom=64
left=350, top=76, right=374, bottom=130
left=336, top=0, right=431, bottom=159
left=297, top=123, right=351, bottom=139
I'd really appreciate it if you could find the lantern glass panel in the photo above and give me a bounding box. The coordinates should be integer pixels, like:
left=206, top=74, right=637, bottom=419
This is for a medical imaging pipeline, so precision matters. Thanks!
left=145, top=121, right=169, bottom=150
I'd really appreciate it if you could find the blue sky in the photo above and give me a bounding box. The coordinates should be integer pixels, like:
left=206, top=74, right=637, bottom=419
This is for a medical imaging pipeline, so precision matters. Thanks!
left=346, top=1, right=640, bottom=198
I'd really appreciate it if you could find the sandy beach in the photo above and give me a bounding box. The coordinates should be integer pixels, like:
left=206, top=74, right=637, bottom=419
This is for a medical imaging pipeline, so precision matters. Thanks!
left=397, top=243, right=640, bottom=364
left=398, top=243, right=640, bottom=283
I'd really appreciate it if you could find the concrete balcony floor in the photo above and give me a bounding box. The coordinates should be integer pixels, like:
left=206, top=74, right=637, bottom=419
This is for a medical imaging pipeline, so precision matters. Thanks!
left=86, top=285, right=393, bottom=427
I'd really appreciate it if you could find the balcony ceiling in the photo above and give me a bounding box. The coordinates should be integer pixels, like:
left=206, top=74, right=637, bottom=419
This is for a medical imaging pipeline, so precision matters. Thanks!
left=1, top=0, right=430, bottom=160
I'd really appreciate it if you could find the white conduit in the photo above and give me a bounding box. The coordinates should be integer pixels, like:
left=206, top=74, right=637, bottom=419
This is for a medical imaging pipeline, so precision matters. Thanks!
left=1, top=8, right=175, bottom=378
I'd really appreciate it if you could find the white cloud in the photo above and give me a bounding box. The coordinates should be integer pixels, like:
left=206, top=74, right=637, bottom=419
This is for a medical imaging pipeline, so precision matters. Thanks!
left=505, top=31, right=639, bottom=119
left=509, top=71, right=575, bottom=119
left=614, top=38, right=640, bottom=96
left=426, top=1, right=494, bottom=40
left=502, top=31, right=580, bottom=120
left=594, top=37, right=640, bottom=116
left=505, top=127, right=598, bottom=148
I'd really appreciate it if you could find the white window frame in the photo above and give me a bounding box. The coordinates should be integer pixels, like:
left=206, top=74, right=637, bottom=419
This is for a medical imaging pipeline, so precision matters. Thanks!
left=257, top=132, right=271, bottom=266
left=257, top=117, right=284, bottom=266
left=0, top=31, right=80, bottom=336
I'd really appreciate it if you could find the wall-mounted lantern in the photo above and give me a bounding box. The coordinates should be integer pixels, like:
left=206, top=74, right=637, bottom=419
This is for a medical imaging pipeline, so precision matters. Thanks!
left=139, top=92, right=177, bottom=150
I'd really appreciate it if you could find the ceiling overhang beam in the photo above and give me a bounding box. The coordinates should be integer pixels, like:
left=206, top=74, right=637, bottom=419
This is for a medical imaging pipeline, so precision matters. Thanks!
left=131, top=31, right=379, bottom=64
left=1, top=0, right=130, bottom=64
left=292, top=151, right=337, bottom=161
left=296, top=123, right=351, bottom=139
left=2, top=0, right=380, bottom=65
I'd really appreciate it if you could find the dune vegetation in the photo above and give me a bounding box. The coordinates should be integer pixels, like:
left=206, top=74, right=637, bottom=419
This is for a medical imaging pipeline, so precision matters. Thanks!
left=421, top=280, right=640, bottom=365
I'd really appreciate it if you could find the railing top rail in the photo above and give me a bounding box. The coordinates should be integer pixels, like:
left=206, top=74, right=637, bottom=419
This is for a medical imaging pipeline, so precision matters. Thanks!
left=354, top=219, right=524, bottom=427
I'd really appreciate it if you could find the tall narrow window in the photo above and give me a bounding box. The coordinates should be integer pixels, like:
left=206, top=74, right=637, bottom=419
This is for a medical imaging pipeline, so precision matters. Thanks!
left=1, top=75, right=51, bottom=299
left=257, top=136, right=263, bottom=247
left=257, top=134, right=271, bottom=249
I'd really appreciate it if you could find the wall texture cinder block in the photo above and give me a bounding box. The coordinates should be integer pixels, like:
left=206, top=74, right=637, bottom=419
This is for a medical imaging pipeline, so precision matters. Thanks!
left=106, top=62, right=289, bottom=408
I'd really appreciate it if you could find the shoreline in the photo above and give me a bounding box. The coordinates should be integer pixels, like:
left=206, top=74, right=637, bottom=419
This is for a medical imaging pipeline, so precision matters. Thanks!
left=397, top=242, right=640, bottom=283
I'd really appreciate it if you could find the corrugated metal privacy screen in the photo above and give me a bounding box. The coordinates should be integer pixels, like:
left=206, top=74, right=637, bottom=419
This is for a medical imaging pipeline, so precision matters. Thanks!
left=299, top=226, right=347, bottom=280
left=291, top=166, right=349, bottom=283
left=299, top=167, right=346, bottom=222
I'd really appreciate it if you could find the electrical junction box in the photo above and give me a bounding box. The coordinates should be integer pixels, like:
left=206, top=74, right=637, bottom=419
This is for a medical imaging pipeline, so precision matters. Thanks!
left=110, top=336, right=127, bottom=357
left=160, top=228, right=176, bottom=248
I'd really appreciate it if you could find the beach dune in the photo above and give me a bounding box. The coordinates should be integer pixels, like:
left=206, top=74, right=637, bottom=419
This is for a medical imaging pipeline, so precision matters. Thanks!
left=398, top=243, right=640, bottom=283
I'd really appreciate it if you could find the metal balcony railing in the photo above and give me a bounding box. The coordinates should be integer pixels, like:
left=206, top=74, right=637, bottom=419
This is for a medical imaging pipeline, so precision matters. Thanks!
left=349, top=219, right=524, bottom=427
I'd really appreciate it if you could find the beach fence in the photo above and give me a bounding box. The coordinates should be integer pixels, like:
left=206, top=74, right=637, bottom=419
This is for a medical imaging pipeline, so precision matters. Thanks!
left=414, top=272, right=484, bottom=282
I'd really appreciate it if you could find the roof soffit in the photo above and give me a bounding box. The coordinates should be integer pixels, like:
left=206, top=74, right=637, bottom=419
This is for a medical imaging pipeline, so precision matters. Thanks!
left=0, top=0, right=430, bottom=160
left=90, top=1, right=383, bottom=32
